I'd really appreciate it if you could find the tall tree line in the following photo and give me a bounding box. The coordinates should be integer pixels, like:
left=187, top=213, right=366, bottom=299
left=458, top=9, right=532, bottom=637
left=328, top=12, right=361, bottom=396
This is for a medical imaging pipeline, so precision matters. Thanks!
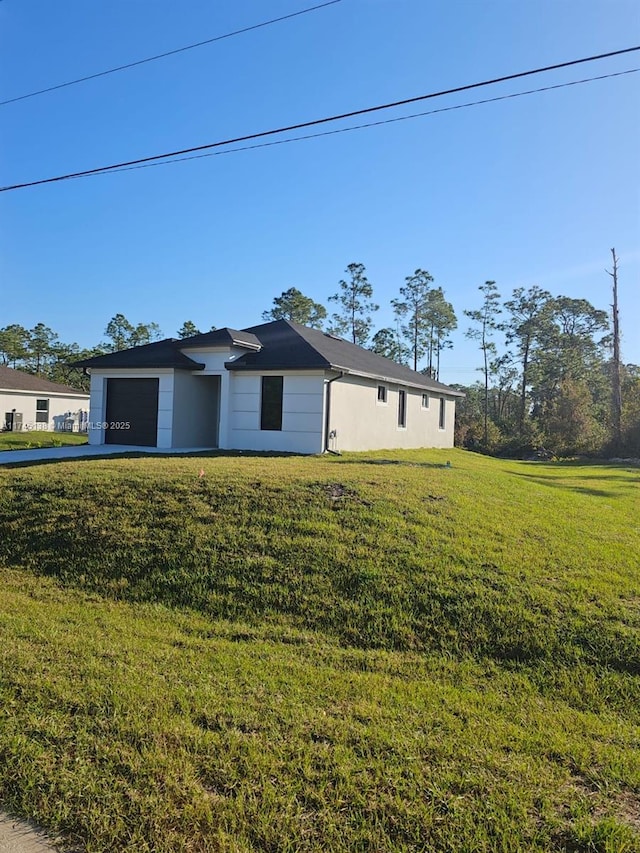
left=0, top=316, right=187, bottom=391
left=262, top=262, right=457, bottom=380
left=457, top=276, right=638, bottom=458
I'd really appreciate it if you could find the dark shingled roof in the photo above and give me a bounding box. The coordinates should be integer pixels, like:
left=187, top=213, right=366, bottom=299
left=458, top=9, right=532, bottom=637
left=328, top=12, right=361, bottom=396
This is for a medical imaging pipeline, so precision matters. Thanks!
left=70, top=320, right=463, bottom=397
left=230, top=320, right=464, bottom=395
left=72, top=339, right=205, bottom=370
left=179, top=328, right=262, bottom=350
left=0, top=365, right=89, bottom=396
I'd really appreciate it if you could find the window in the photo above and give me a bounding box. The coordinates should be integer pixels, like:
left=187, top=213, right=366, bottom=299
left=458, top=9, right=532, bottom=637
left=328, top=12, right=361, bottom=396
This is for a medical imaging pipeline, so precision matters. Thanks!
left=398, top=389, right=407, bottom=428
left=439, top=397, right=446, bottom=429
left=377, top=384, right=387, bottom=404
left=421, top=393, right=430, bottom=409
left=260, top=376, right=283, bottom=431
left=35, top=399, right=49, bottom=424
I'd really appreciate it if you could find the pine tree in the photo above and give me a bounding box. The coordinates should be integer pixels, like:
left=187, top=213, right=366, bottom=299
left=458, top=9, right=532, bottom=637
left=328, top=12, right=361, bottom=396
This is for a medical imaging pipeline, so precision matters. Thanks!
left=328, top=263, right=378, bottom=345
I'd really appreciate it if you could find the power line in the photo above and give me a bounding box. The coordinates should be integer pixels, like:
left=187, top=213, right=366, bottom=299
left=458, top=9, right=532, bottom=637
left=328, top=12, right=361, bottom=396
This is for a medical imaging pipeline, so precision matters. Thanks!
left=99, top=69, right=639, bottom=177
left=0, top=0, right=342, bottom=107
left=2, top=46, right=638, bottom=193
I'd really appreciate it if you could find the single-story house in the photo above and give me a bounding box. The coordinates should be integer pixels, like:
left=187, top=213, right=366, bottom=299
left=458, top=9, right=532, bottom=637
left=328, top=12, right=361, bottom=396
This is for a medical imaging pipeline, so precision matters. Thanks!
left=72, top=320, right=464, bottom=453
left=0, top=366, right=90, bottom=432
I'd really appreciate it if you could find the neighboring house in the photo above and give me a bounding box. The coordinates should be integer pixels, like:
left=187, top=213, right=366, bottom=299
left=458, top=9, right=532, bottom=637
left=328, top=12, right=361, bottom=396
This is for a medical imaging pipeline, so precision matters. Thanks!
left=73, top=320, right=464, bottom=453
left=0, top=366, right=90, bottom=433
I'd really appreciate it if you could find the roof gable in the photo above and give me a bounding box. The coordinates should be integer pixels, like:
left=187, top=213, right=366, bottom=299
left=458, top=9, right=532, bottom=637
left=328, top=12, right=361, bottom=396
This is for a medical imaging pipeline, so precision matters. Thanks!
left=179, top=328, right=261, bottom=350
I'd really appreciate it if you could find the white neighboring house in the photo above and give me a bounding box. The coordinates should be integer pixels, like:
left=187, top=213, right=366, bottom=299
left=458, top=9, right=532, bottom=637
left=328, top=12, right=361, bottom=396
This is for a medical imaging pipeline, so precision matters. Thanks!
left=73, top=320, right=464, bottom=453
left=0, top=366, right=90, bottom=433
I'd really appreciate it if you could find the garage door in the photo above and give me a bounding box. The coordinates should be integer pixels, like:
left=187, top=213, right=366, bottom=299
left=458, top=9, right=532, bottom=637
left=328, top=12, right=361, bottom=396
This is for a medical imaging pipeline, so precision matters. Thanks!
left=105, top=378, right=159, bottom=446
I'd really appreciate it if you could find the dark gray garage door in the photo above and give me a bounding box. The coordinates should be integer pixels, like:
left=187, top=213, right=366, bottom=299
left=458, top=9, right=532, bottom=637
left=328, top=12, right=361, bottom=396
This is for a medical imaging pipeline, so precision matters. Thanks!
left=105, top=378, right=159, bottom=446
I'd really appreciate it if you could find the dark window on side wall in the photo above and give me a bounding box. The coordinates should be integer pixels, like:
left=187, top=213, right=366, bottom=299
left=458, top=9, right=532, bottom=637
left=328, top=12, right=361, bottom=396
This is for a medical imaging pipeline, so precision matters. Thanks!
left=261, top=376, right=283, bottom=431
left=377, top=384, right=387, bottom=403
left=36, top=399, right=49, bottom=423
left=398, top=389, right=407, bottom=428
left=439, top=397, right=446, bottom=429
left=422, top=393, right=429, bottom=409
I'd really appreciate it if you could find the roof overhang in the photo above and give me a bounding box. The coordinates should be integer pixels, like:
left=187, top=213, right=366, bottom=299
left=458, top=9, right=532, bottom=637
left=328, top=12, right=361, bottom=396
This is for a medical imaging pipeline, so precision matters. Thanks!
left=0, top=386, right=90, bottom=397
left=327, top=365, right=466, bottom=396
left=79, top=362, right=205, bottom=372
left=229, top=339, right=261, bottom=351
left=179, top=328, right=262, bottom=351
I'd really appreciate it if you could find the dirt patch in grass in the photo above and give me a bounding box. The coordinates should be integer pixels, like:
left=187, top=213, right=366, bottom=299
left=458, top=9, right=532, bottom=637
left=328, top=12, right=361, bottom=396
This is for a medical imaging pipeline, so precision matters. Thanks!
left=553, top=774, right=640, bottom=851
left=321, top=481, right=371, bottom=506
left=611, top=790, right=640, bottom=830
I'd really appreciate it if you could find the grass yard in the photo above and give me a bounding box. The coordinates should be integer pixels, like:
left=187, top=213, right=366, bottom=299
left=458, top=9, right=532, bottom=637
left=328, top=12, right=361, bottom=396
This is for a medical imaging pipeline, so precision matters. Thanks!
left=0, top=449, right=638, bottom=851
left=0, top=430, right=87, bottom=451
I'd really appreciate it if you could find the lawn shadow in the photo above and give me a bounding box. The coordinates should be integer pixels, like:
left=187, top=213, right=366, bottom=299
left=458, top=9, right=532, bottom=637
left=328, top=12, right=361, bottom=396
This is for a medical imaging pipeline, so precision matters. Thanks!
left=517, top=465, right=638, bottom=482
left=0, top=449, right=302, bottom=470
left=509, top=471, right=623, bottom=498
left=330, top=458, right=450, bottom=470
left=519, top=458, right=639, bottom=471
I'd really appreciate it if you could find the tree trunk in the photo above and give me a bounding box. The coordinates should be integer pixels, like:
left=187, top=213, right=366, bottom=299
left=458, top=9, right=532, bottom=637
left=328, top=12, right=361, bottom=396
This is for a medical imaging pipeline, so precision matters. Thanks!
left=351, top=298, right=356, bottom=344
left=608, top=248, right=622, bottom=451
left=482, top=322, right=489, bottom=444
left=520, top=337, right=530, bottom=430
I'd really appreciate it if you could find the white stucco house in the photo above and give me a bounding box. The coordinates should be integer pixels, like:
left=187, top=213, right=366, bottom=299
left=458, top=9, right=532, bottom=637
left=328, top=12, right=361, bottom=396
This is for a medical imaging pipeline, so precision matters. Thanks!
left=73, top=320, right=463, bottom=453
left=0, top=366, right=90, bottom=433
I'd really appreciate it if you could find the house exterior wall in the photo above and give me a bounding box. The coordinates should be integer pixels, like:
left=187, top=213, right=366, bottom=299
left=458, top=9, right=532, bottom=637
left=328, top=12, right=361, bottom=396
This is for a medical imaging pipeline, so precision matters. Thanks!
left=84, top=363, right=457, bottom=453
left=1, top=389, right=89, bottom=432
left=88, top=369, right=174, bottom=447
left=328, top=374, right=456, bottom=451
left=228, top=371, right=325, bottom=454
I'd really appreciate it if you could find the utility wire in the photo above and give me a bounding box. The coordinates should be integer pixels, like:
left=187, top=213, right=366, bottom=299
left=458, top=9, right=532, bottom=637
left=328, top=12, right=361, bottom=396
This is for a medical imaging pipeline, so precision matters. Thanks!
left=2, top=46, right=638, bottom=193
left=0, top=0, right=342, bottom=107
left=99, top=69, right=639, bottom=177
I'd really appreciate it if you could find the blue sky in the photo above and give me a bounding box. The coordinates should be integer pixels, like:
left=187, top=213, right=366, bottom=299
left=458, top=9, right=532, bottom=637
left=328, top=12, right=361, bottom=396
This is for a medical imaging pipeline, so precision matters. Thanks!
left=1, top=0, right=639, bottom=386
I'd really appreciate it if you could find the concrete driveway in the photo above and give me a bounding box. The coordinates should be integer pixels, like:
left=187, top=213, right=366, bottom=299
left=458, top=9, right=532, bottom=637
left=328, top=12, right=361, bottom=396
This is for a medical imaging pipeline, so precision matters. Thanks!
left=0, top=813, right=60, bottom=852
left=0, top=445, right=213, bottom=466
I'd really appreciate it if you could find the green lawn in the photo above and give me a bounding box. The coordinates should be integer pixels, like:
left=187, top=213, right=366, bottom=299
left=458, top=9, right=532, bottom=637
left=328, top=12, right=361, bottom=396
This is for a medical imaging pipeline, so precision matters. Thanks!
left=0, top=430, right=87, bottom=451
left=0, top=449, right=638, bottom=852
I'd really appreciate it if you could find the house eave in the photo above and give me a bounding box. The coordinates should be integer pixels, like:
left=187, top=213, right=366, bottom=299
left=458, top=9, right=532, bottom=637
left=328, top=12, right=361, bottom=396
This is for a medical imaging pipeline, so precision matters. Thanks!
left=77, top=362, right=205, bottom=372
left=229, top=339, right=261, bottom=351
left=0, top=386, right=89, bottom=398
left=181, top=342, right=261, bottom=353
left=327, top=365, right=465, bottom=396
left=224, top=361, right=329, bottom=373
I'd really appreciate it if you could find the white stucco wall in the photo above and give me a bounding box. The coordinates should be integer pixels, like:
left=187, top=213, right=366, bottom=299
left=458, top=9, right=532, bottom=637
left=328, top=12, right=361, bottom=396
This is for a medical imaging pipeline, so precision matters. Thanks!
left=328, top=374, right=456, bottom=451
left=1, top=389, right=89, bottom=432
left=228, top=371, right=325, bottom=454
left=88, top=369, right=174, bottom=447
